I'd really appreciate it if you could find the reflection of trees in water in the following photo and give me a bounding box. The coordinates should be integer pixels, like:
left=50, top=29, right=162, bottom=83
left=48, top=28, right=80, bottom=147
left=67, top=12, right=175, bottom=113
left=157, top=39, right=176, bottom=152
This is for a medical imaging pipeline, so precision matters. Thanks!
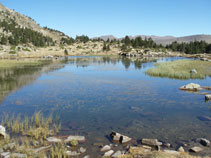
left=67, top=56, right=158, bottom=70
left=0, top=61, right=65, bottom=104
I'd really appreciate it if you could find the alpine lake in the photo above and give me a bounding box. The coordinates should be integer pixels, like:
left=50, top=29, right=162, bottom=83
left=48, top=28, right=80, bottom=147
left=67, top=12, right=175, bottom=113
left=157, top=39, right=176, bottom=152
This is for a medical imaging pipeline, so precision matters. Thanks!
left=0, top=56, right=210, bottom=156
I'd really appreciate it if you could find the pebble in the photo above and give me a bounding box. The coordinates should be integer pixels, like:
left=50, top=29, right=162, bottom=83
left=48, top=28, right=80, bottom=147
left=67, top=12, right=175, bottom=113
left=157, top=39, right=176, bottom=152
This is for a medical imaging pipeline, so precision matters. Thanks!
left=103, top=150, right=114, bottom=157
left=101, top=145, right=111, bottom=152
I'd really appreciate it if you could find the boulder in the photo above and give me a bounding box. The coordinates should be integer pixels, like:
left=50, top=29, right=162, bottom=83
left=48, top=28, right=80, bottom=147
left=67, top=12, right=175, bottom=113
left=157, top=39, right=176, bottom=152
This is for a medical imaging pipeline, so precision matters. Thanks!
left=0, top=125, right=6, bottom=139
left=205, top=94, right=211, bottom=101
left=110, top=131, right=132, bottom=143
left=103, top=150, right=114, bottom=157
left=198, top=138, right=210, bottom=146
left=189, top=146, right=203, bottom=153
left=46, top=137, right=62, bottom=143
left=190, top=69, right=197, bottom=74
left=141, top=139, right=162, bottom=146
left=179, top=83, right=201, bottom=91
left=101, top=145, right=111, bottom=152
left=112, top=150, right=122, bottom=158
left=65, top=135, right=85, bottom=143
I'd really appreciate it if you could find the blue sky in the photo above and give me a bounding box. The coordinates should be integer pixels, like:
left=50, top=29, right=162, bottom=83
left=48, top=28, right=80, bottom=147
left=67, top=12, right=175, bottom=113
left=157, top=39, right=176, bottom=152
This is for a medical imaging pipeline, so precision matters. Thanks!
left=1, top=0, right=211, bottom=38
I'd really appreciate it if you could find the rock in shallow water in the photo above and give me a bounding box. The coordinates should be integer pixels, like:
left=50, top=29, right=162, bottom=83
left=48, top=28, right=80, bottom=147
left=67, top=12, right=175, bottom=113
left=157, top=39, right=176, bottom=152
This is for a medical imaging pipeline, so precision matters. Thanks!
left=110, top=131, right=132, bottom=143
left=177, top=146, right=185, bottom=152
left=179, top=83, right=201, bottom=91
left=205, top=94, right=211, bottom=101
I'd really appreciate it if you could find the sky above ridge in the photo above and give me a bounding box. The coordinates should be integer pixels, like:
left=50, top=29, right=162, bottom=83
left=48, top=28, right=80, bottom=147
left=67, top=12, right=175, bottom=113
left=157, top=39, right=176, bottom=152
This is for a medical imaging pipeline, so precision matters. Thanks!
left=1, top=0, right=211, bottom=38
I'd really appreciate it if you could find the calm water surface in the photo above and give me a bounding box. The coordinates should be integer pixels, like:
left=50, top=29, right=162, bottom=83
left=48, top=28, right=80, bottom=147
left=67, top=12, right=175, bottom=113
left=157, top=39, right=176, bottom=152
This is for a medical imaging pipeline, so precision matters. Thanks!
left=0, top=56, right=211, bottom=152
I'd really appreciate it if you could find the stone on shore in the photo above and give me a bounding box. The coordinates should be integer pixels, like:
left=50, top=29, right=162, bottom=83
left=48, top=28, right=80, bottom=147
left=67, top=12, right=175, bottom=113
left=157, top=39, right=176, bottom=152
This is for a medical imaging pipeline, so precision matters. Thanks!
left=103, top=150, right=114, bottom=157
left=189, top=146, right=203, bottom=153
left=1, top=152, right=10, bottom=158
left=205, top=94, right=211, bottom=101
left=141, top=139, right=162, bottom=146
left=0, top=125, right=6, bottom=139
left=110, top=131, right=132, bottom=143
left=177, top=146, right=185, bottom=152
left=65, top=135, right=85, bottom=143
left=179, top=83, right=201, bottom=91
left=101, top=145, right=111, bottom=152
left=46, top=137, right=62, bottom=143
left=112, top=150, right=122, bottom=158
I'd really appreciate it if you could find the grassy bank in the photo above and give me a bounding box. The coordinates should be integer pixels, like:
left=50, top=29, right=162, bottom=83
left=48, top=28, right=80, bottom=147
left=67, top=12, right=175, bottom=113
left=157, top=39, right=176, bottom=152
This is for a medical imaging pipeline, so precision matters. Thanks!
left=146, top=59, right=211, bottom=79
left=0, top=60, right=46, bottom=69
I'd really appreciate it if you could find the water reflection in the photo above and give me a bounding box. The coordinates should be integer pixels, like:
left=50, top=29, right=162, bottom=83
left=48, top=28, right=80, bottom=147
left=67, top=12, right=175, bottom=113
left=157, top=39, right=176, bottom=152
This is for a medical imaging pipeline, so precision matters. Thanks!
left=0, top=56, right=210, bottom=153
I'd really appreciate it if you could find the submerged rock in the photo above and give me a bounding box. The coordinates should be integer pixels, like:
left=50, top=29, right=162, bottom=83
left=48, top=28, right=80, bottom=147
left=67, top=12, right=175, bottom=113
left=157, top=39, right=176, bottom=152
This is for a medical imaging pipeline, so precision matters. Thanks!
left=197, top=116, right=211, bottom=121
left=65, top=135, right=85, bottom=143
left=110, top=131, right=132, bottom=144
left=101, top=145, right=111, bottom=152
left=189, top=146, right=203, bottom=153
left=141, top=139, right=162, bottom=146
left=179, top=83, right=201, bottom=91
left=0, top=125, right=6, bottom=139
left=103, top=150, right=114, bottom=157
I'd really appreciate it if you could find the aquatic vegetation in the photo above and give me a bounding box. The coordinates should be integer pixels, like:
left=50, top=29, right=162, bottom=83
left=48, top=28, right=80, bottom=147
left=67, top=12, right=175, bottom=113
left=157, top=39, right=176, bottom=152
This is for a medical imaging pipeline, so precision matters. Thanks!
left=146, top=59, right=211, bottom=79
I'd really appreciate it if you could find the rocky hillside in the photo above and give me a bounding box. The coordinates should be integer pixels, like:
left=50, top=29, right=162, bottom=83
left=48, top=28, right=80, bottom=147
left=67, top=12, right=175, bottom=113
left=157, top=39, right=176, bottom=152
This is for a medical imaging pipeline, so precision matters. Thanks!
left=0, top=2, right=68, bottom=44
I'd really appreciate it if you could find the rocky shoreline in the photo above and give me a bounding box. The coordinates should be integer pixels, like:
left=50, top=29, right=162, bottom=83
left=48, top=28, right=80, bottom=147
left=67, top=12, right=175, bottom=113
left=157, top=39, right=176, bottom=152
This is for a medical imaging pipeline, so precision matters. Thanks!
left=1, top=126, right=211, bottom=158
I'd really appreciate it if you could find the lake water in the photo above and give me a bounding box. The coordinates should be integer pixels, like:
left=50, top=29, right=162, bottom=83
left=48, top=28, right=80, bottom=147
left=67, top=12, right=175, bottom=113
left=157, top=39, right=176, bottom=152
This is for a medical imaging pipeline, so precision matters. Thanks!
left=0, top=56, right=211, bottom=155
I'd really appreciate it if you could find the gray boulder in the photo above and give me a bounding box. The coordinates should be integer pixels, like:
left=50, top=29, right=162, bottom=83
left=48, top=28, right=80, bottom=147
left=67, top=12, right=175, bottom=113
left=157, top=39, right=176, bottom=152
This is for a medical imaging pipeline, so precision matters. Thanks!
left=112, top=150, right=122, bottom=158
left=189, top=146, right=203, bottom=153
left=198, top=138, right=210, bottom=146
left=101, top=145, right=111, bottom=152
left=103, top=150, right=114, bottom=157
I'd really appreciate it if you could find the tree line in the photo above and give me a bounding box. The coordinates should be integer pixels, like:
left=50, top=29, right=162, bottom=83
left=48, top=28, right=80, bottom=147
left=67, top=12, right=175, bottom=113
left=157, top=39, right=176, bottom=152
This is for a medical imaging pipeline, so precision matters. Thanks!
left=0, top=20, right=54, bottom=47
